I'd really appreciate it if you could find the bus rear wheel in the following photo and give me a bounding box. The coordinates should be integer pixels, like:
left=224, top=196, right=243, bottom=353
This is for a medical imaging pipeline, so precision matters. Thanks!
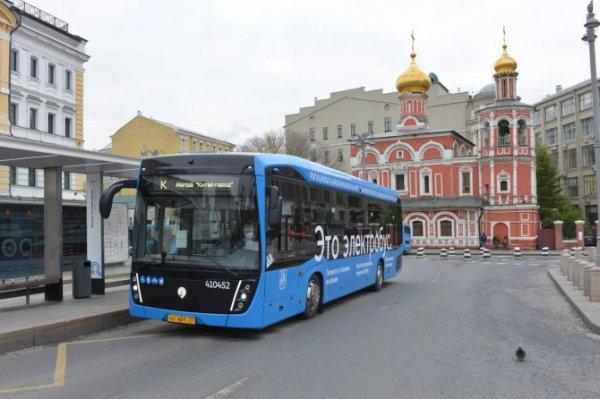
left=303, top=274, right=321, bottom=319
left=372, top=261, right=384, bottom=292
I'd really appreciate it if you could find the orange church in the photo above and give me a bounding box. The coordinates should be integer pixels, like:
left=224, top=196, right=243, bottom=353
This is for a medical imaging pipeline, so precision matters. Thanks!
left=351, top=37, right=539, bottom=250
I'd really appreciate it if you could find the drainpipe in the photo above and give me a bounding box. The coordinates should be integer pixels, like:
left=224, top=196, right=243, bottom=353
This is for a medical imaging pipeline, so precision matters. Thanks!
left=8, top=6, right=23, bottom=137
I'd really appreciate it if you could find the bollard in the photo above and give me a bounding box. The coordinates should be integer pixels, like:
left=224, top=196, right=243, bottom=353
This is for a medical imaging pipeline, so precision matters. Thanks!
left=440, top=248, right=448, bottom=259
left=584, top=264, right=593, bottom=297
left=568, top=255, right=576, bottom=281
left=541, top=247, right=550, bottom=258
left=570, top=248, right=575, bottom=258
left=463, top=248, right=472, bottom=260
left=574, top=247, right=583, bottom=260
left=574, top=261, right=583, bottom=288
left=513, top=247, right=522, bottom=258
left=560, top=251, right=569, bottom=276
left=590, top=267, right=600, bottom=301
left=417, top=247, right=425, bottom=258
left=482, top=247, right=491, bottom=259
left=448, top=247, right=455, bottom=257
left=480, top=247, right=485, bottom=256
left=588, top=247, right=597, bottom=261
left=577, top=261, right=586, bottom=290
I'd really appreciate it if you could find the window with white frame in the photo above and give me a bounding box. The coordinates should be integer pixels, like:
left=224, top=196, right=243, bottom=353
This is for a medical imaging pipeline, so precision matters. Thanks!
left=179, top=137, right=188, bottom=150
left=482, top=124, right=490, bottom=147
left=461, top=170, right=472, bottom=194
left=545, top=105, right=556, bottom=122
left=323, top=127, right=328, bottom=140
left=309, top=128, right=315, bottom=141
left=580, top=92, right=592, bottom=110
left=565, top=177, right=579, bottom=197
left=48, top=64, right=55, bottom=85
left=337, top=148, right=343, bottom=162
left=10, top=50, right=18, bottom=72
left=561, top=98, right=575, bottom=116
left=9, top=103, right=17, bottom=125
left=337, top=125, right=342, bottom=138
left=518, top=121, right=527, bottom=146
left=394, top=173, right=405, bottom=191
left=584, top=174, right=596, bottom=196
left=324, top=150, right=330, bottom=163
left=583, top=144, right=595, bottom=166
left=47, top=113, right=55, bottom=134
left=497, top=120, right=510, bottom=147
left=421, top=170, right=432, bottom=195
left=64, top=117, right=72, bottom=138
left=65, top=70, right=72, bottom=90
left=533, top=110, right=540, bottom=126
left=582, top=117, right=594, bottom=137
left=563, top=148, right=577, bottom=170
left=562, top=122, right=576, bottom=142
left=351, top=123, right=356, bottom=135
left=412, top=220, right=424, bottom=237
left=63, top=171, right=71, bottom=190
left=439, top=220, right=453, bottom=237
left=396, top=150, right=404, bottom=159
left=29, top=108, right=37, bottom=130
left=384, top=117, right=391, bottom=132
left=498, top=175, right=510, bottom=193
left=546, top=127, right=558, bottom=145
left=535, top=131, right=542, bottom=144
left=192, top=140, right=197, bottom=152
left=368, top=121, right=373, bottom=134
left=30, top=57, right=38, bottom=78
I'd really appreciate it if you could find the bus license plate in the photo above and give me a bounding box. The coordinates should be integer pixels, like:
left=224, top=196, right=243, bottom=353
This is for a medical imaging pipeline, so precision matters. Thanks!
left=167, top=315, right=196, bottom=325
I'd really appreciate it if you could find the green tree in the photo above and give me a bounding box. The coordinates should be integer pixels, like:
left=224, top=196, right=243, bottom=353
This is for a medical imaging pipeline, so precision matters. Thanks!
left=536, top=144, right=584, bottom=231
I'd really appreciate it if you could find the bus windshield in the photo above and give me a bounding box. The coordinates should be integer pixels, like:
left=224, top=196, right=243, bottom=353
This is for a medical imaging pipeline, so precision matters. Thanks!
left=133, top=173, right=259, bottom=270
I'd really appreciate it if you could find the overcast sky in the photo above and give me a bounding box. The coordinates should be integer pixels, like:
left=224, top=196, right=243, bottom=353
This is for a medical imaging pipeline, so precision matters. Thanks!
left=38, top=0, right=597, bottom=151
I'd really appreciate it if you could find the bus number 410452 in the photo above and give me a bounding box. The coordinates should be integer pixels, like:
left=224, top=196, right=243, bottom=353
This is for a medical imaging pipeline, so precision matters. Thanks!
left=205, top=281, right=231, bottom=290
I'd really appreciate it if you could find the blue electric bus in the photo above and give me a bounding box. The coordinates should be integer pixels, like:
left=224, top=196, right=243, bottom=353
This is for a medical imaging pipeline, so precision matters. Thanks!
left=100, top=153, right=403, bottom=329
left=402, top=222, right=412, bottom=253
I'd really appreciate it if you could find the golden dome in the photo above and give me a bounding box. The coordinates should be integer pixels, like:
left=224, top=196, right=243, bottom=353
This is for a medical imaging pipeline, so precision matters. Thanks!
left=395, top=51, right=431, bottom=95
left=494, top=43, right=518, bottom=75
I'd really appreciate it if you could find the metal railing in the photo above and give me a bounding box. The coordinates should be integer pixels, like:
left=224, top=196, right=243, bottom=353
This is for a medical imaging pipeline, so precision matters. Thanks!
left=12, top=0, right=69, bottom=31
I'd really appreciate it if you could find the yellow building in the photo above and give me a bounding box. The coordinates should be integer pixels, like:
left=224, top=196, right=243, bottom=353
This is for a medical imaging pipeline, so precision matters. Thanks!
left=107, top=112, right=236, bottom=157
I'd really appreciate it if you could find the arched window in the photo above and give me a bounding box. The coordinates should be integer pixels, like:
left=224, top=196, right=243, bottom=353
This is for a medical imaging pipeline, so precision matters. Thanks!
left=500, top=180, right=508, bottom=191
left=518, top=120, right=527, bottom=146
left=498, top=120, right=510, bottom=147
left=412, top=221, right=424, bottom=237
left=440, top=220, right=453, bottom=237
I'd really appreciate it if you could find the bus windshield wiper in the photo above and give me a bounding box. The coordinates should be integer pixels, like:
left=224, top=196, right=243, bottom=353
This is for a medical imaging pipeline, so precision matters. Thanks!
left=183, top=254, right=239, bottom=277
left=133, top=257, right=161, bottom=272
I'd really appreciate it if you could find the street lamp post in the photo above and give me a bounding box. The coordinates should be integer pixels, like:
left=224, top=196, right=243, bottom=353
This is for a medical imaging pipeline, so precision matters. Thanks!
left=583, top=0, right=600, bottom=266
left=351, top=132, right=375, bottom=181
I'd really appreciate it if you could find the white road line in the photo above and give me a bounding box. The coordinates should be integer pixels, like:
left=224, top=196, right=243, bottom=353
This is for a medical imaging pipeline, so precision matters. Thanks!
left=205, top=377, right=248, bottom=399
left=428, top=278, right=438, bottom=284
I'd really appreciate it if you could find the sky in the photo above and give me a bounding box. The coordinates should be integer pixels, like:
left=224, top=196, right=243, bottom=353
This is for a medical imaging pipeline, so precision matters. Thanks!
left=35, top=0, right=599, bottom=151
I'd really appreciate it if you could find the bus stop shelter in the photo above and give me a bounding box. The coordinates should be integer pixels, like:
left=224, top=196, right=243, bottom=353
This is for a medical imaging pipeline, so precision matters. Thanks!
left=0, top=134, right=139, bottom=301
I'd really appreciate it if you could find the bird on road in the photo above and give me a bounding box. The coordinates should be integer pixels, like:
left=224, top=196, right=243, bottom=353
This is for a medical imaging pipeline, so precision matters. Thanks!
left=516, top=347, right=526, bottom=361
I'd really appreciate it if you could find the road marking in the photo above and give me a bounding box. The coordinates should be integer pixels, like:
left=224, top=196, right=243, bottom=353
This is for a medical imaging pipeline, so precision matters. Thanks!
left=69, top=333, right=167, bottom=345
left=375, top=305, right=388, bottom=312
left=428, top=278, right=438, bottom=284
left=205, top=377, right=248, bottom=399
left=53, top=343, right=67, bottom=386
left=0, top=333, right=168, bottom=393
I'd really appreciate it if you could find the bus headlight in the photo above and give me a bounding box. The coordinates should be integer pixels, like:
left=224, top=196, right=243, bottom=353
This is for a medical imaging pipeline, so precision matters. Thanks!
left=231, top=279, right=257, bottom=313
left=132, top=285, right=138, bottom=292
left=240, top=292, right=247, bottom=301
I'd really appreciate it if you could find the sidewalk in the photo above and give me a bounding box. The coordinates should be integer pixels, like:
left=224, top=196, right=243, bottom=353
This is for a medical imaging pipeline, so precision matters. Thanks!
left=548, top=267, right=600, bottom=335
left=0, top=265, right=133, bottom=355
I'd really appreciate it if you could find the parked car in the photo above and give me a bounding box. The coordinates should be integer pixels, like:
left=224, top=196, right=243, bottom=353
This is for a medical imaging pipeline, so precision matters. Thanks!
left=584, top=235, right=596, bottom=247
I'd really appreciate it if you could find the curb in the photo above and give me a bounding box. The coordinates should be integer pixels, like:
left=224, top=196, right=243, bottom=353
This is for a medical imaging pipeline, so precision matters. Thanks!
left=0, top=309, right=138, bottom=355
left=548, top=268, right=600, bottom=335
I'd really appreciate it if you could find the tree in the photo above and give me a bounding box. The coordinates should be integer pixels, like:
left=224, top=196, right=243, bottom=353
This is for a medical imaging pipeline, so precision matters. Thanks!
left=536, top=144, right=584, bottom=231
left=238, top=129, right=311, bottom=158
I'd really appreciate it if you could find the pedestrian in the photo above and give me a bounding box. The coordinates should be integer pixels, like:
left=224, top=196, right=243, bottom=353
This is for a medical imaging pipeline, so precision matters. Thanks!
left=503, top=236, right=509, bottom=249
left=493, top=235, right=500, bottom=249
left=480, top=232, right=488, bottom=248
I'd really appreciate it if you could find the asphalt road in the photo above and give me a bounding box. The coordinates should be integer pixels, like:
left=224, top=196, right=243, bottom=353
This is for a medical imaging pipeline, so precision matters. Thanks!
left=1, top=256, right=600, bottom=399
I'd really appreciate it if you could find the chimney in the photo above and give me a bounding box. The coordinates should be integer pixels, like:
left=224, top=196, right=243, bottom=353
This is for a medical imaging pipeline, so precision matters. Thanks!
left=555, top=85, right=562, bottom=93
left=137, top=110, right=143, bottom=116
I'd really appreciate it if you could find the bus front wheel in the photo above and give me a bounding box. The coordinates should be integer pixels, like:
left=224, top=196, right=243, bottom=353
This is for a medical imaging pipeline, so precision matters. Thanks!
left=303, top=274, right=321, bottom=319
left=372, top=261, right=384, bottom=292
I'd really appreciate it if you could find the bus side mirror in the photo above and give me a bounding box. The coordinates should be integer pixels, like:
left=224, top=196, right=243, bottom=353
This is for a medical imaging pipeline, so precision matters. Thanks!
left=267, top=186, right=282, bottom=228
left=99, top=179, right=137, bottom=218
